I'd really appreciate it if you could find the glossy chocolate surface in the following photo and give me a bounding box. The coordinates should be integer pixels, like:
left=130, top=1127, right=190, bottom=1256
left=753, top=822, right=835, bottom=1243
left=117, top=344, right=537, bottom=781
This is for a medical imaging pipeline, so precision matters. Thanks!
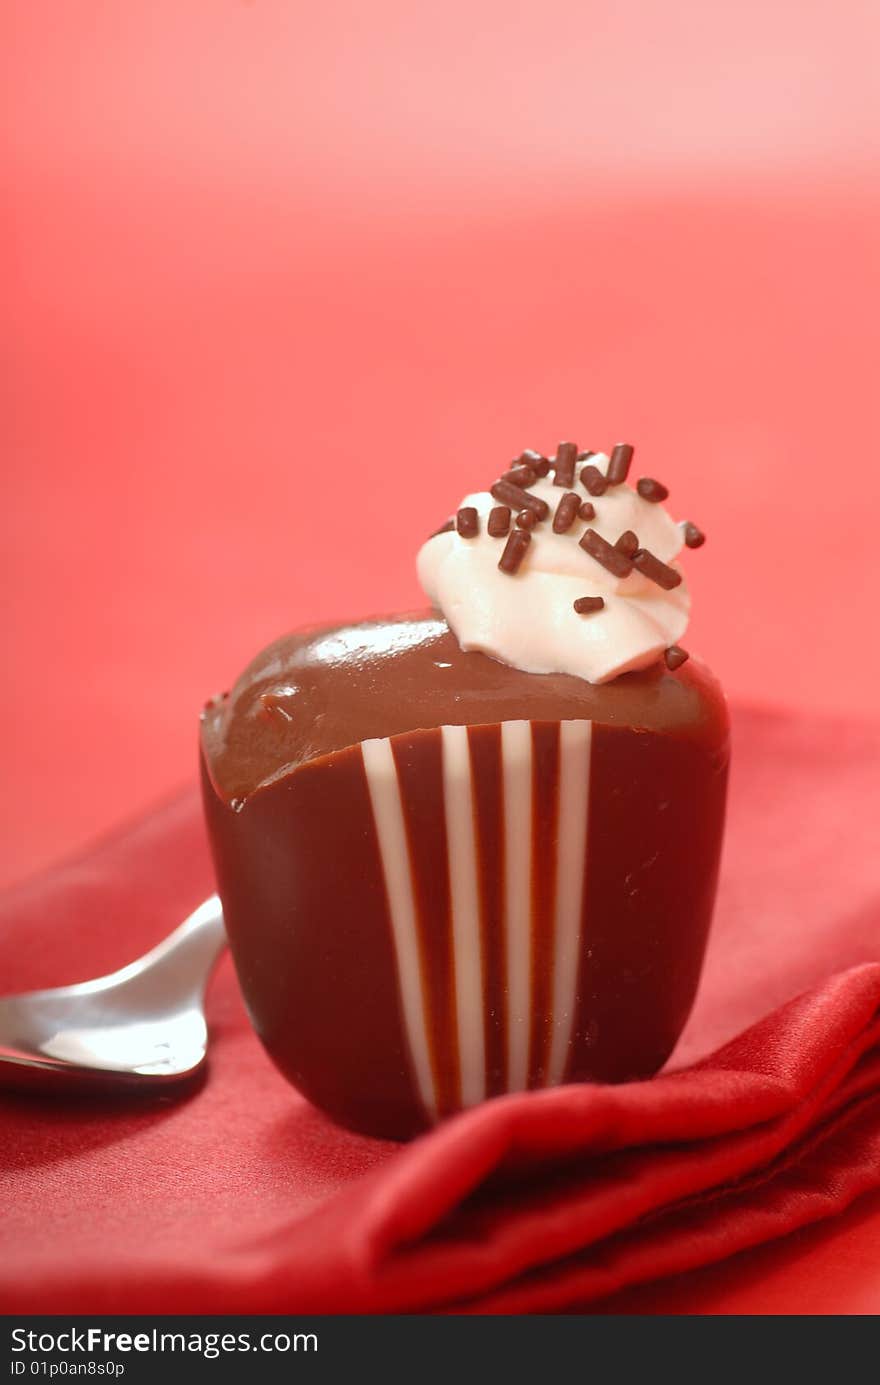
left=201, top=612, right=728, bottom=804
left=201, top=613, right=730, bottom=1140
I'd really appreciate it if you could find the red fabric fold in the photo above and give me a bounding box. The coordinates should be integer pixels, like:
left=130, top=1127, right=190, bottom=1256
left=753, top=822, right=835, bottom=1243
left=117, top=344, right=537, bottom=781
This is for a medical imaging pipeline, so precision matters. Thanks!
left=1, top=705, right=879, bottom=1313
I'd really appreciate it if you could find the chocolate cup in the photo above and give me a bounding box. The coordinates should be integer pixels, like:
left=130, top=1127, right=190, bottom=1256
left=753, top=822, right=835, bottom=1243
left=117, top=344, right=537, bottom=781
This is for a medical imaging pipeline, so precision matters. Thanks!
left=201, top=614, right=729, bottom=1140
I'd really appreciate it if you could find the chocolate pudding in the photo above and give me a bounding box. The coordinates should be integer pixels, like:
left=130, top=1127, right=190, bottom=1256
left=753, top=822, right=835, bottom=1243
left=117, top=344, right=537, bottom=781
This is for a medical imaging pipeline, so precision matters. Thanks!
left=201, top=444, right=729, bottom=1138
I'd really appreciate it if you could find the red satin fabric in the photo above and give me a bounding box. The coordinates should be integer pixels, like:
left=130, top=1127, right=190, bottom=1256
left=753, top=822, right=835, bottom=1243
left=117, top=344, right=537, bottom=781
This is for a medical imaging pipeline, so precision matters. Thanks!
left=2, top=704, right=879, bottom=1313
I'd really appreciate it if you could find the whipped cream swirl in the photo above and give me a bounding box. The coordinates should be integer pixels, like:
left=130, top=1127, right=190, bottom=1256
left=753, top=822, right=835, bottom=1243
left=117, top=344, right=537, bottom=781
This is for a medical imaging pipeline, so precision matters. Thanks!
left=417, top=452, right=691, bottom=684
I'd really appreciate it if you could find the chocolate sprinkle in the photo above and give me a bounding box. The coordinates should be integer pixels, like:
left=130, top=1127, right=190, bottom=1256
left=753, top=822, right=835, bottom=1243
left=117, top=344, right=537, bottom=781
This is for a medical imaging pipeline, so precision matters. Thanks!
left=577, top=450, right=595, bottom=461
left=579, top=527, right=633, bottom=578
left=516, top=508, right=538, bottom=530
left=519, top=449, right=550, bottom=477
left=456, top=506, right=479, bottom=538
left=490, top=479, right=550, bottom=519
left=637, top=477, right=669, bottom=503
left=573, top=595, right=605, bottom=615
left=683, top=521, right=706, bottom=549
left=580, top=464, right=608, bottom=497
left=487, top=505, right=511, bottom=537
left=606, top=442, right=634, bottom=485
left=615, top=529, right=639, bottom=557
left=553, top=441, right=578, bottom=487
left=431, top=517, right=455, bottom=537
left=578, top=501, right=596, bottom=521
left=665, top=645, right=689, bottom=670
left=633, top=547, right=682, bottom=589
left=502, top=465, right=537, bottom=487
left=552, top=491, right=581, bottom=534
left=498, top=528, right=531, bottom=574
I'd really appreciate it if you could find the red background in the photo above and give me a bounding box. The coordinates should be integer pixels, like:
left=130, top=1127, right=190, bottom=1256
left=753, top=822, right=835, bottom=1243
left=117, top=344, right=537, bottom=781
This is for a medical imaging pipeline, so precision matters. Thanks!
left=5, top=0, right=880, bottom=889
left=3, top=0, right=880, bottom=1313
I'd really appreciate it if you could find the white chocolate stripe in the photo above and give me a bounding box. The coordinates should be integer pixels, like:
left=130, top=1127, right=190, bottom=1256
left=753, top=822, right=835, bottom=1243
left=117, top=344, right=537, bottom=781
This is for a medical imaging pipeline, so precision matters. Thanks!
left=361, top=737, right=437, bottom=1121
left=500, top=720, right=534, bottom=1093
left=440, top=725, right=486, bottom=1108
left=546, top=720, right=593, bottom=1086
left=363, top=718, right=593, bottom=1121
